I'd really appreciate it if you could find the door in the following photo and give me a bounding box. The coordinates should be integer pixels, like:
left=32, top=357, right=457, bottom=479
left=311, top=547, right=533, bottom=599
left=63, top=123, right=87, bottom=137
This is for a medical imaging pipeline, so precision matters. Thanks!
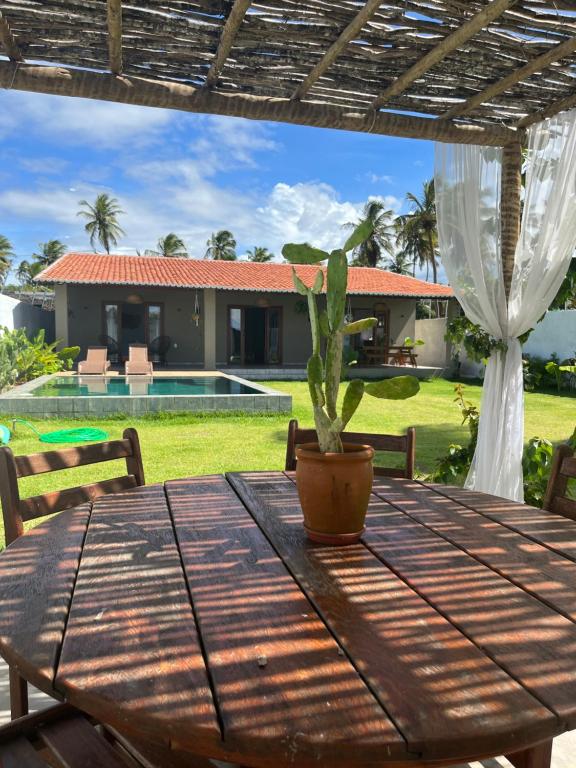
left=228, top=306, right=282, bottom=365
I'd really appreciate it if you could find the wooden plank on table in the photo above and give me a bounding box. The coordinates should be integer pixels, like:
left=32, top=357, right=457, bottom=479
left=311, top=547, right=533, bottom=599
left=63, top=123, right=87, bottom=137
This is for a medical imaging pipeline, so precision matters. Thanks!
left=372, top=478, right=576, bottom=623
left=227, top=472, right=556, bottom=762
left=165, top=475, right=408, bottom=767
left=367, top=477, right=576, bottom=728
left=428, top=483, right=576, bottom=563
left=54, top=484, right=220, bottom=754
left=0, top=505, right=90, bottom=695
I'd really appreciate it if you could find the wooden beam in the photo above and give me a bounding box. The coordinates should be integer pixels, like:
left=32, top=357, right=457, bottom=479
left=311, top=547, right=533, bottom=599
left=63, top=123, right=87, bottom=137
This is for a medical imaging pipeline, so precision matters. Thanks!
left=500, top=140, right=523, bottom=299
left=515, top=89, right=576, bottom=129
left=292, top=0, right=383, bottom=101
left=107, top=0, right=122, bottom=75
left=0, top=11, right=23, bottom=62
left=442, top=35, right=576, bottom=120
left=371, top=0, right=517, bottom=111
left=0, top=62, right=517, bottom=146
left=205, top=0, right=252, bottom=88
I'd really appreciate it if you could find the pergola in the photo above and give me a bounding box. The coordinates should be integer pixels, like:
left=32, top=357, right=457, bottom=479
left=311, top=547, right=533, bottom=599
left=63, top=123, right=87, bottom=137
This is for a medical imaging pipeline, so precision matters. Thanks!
left=1, top=0, right=575, bottom=497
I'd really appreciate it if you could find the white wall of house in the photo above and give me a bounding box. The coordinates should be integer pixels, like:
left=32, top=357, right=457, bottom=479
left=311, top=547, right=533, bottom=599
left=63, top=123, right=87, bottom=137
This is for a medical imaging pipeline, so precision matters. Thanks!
left=523, top=310, right=576, bottom=360
left=0, top=293, right=55, bottom=341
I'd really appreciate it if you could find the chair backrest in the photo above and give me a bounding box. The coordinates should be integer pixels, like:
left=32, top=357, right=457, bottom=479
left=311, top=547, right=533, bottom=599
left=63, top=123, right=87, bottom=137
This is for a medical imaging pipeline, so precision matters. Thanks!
left=129, top=345, right=149, bottom=362
left=543, top=443, right=576, bottom=519
left=85, top=346, right=108, bottom=363
left=285, top=418, right=415, bottom=478
left=0, top=428, right=145, bottom=546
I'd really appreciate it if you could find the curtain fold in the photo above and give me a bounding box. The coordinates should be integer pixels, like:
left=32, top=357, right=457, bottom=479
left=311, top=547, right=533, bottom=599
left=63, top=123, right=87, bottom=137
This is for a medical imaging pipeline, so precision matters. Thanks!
left=435, top=110, right=576, bottom=501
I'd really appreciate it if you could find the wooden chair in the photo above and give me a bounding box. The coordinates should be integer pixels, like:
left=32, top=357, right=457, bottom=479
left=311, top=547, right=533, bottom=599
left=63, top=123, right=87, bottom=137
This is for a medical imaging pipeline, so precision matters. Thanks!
left=285, top=419, right=416, bottom=478
left=125, top=345, right=154, bottom=375
left=78, top=346, right=110, bottom=375
left=0, top=703, right=220, bottom=768
left=543, top=443, right=576, bottom=519
left=0, top=428, right=145, bottom=719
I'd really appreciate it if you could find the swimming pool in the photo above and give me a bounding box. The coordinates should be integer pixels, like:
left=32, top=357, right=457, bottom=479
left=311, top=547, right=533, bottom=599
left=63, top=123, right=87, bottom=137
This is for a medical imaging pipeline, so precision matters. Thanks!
left=30, top=376, right=262, bottom=397
left=0, top=373, right=292, bottom=417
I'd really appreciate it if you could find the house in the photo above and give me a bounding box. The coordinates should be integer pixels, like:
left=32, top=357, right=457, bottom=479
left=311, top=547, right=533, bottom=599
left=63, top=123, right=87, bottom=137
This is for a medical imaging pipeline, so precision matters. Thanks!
left=36, top=253, right=453, bottom=370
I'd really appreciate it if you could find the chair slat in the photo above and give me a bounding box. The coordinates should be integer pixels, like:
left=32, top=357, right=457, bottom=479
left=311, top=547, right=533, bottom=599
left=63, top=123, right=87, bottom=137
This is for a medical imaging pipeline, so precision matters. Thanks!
left=19, top=476, right=138, bottom=521
left=40, top=715, right=130, bottom=768
left=561, top=456, right=576, bottom=478
left=0, top=736, right=47, bottom=768
left=544, top=444, right=576, bottom=519
left=550, top=496, right=576, bottom=521
left=15, top=439, right=133, bottom=478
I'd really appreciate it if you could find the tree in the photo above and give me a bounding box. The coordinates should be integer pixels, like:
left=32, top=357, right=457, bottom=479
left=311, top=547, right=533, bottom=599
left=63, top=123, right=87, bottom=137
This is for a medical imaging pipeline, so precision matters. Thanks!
left=344, top=200, right=395, bottom=267
left=385, top=251, right=413, bottom=276
left=205, top=230, right=237, bottom=261
left=33, top=240, right=66, bottom=268
left=146, top=233, right=188, bottom=258
left=0, top=235, right=14, bottom=286
left=16, top=259, right=43, bottom=286
left=246, top=246, right=273, bottom=262
left=77, top=194, right=125, bottom=253
left=396, top=179, right=438, bottom=282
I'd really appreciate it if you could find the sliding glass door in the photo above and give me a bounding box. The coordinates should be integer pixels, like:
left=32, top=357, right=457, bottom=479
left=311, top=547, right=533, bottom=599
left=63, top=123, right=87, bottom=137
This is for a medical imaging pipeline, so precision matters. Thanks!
left=228, top=306, right=282, bottom=365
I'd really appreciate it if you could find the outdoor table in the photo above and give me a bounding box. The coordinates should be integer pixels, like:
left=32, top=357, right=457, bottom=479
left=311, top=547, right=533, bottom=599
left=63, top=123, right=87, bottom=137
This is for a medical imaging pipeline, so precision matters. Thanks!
left=1, top=472, right=576, bottom=768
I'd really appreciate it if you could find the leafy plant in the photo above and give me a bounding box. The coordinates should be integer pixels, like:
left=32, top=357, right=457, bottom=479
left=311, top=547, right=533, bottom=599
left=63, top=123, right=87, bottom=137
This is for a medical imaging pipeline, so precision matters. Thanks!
left=403, top=337, right=425, bottom=349
left=445, top=315, right=507, bottom=364
left=431, top=384, right=479, bottom=483
left=0, top=328, right=79, bottom=393
left=522, top=437, right=554, bottom=507
left=282, top=223, right=420, bottom=453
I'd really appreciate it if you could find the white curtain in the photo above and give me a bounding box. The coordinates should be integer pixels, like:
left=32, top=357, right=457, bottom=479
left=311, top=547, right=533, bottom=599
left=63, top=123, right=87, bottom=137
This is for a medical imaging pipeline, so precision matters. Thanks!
left=435, top=110, right=576, bottom=501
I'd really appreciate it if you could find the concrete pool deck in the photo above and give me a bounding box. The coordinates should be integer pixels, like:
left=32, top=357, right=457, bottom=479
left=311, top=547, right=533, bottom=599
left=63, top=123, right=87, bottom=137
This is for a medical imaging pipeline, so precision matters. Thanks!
left=0, top=371, right=292, bottom=417
left=0, top=663, right=573, bottom=767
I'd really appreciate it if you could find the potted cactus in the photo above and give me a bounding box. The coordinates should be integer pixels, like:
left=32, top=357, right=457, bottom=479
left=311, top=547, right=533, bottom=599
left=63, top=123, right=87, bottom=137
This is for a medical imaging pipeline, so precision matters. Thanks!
left=282, top=222, right=420, bottom=544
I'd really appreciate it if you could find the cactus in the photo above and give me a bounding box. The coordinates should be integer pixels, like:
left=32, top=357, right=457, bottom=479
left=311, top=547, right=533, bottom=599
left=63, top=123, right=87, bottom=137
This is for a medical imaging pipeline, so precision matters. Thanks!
left=282, top=223, right=420, bottom=453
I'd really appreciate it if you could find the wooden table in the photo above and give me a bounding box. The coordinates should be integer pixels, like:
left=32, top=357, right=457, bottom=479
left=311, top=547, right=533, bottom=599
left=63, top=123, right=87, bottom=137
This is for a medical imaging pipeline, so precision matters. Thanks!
left=1, top=473, right=576, bottom=768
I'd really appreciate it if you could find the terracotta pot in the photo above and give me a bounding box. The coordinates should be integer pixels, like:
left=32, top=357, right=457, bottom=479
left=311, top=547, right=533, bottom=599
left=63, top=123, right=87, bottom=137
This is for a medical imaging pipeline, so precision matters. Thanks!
left=295, top=442, right=374, bottom=545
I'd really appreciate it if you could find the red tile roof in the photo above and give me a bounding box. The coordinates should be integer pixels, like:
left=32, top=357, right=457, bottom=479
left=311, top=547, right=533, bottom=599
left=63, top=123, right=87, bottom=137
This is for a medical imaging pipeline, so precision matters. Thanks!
left=37, top=253, right=453, bottom=298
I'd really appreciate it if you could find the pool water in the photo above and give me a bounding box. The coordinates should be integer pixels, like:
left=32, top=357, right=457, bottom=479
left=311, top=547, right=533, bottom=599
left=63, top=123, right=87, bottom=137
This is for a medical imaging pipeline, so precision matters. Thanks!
left=30, top=376, right=261, bottom=397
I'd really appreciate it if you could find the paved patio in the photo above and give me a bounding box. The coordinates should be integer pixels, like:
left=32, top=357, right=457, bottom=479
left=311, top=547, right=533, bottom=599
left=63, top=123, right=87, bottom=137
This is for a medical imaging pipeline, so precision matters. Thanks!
left=0, top=660, right=572, bottom=767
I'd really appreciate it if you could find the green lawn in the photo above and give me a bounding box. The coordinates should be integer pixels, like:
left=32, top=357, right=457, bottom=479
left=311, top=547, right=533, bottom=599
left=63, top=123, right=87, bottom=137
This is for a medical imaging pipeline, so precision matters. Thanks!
left=2, top=378, right=574, bottom=513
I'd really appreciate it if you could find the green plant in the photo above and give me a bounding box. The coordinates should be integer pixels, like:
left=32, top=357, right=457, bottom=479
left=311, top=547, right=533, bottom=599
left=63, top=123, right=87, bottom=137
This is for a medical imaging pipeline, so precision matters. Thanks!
left=282, top=223, right=420, bottom=453
left=522, top=437, right=554, bottom=507
left=403, top=337, right=425, bottom=349
left=431, top=384, right=479, bottom=483
left=445, top=315, right=507, bottom=363
left=0, top=328, right=79, bottom=392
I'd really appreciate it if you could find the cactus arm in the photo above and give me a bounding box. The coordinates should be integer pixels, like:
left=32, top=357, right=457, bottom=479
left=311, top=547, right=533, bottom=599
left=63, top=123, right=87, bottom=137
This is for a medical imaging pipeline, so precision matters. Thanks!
left=283, top=243, right=329, bottom=264
left=365, top=375, right=420, bottom=399
left=343, top=317, right=377, bottom=335
left=324, top=331, right=343, bottom=421
left=313, top=406, right=342, bottom=453
left=319, top=311, right=330, bottom=337
left=343, top=220, right=374, bottom=253
left=341, top=379, right=365, bottom=428
left=307, top=354, right=325, bottom=408
left=327, top=250, right=347, bottom=332
left=307, top=289, right=322, bottom=358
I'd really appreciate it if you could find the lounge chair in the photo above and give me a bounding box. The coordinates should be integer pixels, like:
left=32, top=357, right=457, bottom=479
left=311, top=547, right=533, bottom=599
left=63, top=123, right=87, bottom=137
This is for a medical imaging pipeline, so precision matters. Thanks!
left=126, top=345, right=154, bottom=375
left=78, top=346, right=110, bottom=375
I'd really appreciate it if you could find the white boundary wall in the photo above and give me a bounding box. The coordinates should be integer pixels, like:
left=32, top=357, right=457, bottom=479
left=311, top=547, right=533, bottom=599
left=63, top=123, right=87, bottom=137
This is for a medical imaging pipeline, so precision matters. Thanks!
left=523, top=310, right=576, bottom=360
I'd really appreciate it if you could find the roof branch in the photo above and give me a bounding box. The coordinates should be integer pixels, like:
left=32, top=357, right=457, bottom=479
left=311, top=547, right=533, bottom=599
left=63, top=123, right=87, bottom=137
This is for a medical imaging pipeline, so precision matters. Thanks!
left=291, top=0, right=383, bottom=102
left=205, top=0, right=252, bottom=88
left=515, top=90, right=576, bottom=129
left=0, top=11, right=24, bottom=62
left=0, top=62, right=517, bottom=146
left=107, top=0, right=123, bottom=75
left=371, top=0, right=516, bottom=111
left=441, top=36, right=576, bottom=120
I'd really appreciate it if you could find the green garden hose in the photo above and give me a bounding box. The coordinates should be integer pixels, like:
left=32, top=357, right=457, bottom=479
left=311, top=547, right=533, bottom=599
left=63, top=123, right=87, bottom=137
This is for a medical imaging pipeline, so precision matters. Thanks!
left=12, top=419, right=109, bottom=444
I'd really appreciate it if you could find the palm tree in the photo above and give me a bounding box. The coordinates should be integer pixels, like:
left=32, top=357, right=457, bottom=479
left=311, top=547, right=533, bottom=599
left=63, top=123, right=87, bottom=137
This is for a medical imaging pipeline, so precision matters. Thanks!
left=32, top=240, right=66, bottom=268
left=396, top=179, right=438, bottom=282
left=344, top=200, right=395, bottom=267
left=246, top=246, right=273, bottom=263
left=77, top=194, right=125, bottom=253
left=16, top=259, right=43, bottom=286
left=205, top=230, right=237, bottom=261
left=385, top=251, right=413, bottom=276
left=146, top=233, right=188, bottom=258
left=0, top=235, right=14, bottom=286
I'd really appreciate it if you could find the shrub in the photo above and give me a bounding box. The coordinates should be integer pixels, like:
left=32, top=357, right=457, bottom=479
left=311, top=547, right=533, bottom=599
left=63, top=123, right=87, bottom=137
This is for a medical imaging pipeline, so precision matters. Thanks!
left=0, top=327, right=79, bottom=393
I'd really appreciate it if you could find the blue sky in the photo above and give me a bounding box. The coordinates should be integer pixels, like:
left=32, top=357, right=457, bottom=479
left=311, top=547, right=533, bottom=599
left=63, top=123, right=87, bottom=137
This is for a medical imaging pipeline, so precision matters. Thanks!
left=0, top=89, right=434, bottom=266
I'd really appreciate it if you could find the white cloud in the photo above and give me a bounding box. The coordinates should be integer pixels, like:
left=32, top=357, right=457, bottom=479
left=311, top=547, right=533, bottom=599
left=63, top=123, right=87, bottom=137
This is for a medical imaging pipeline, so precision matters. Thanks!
left=364, top=172, right=394, bottom=184
left=19, top=157, right=69, bottom=175
left=0, top=91, right=174, bottom=147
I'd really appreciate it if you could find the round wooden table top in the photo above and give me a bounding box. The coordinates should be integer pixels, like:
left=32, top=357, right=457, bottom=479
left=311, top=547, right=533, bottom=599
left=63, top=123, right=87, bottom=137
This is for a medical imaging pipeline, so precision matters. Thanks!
left=1, top=472, right=576, bottom=767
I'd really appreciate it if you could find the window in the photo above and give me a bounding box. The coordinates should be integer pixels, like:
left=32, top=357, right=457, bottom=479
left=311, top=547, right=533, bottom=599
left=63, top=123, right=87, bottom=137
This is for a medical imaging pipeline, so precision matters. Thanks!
left=103, top=303, right=120, bottom=341
left=147, top=304, right=162, bottom=342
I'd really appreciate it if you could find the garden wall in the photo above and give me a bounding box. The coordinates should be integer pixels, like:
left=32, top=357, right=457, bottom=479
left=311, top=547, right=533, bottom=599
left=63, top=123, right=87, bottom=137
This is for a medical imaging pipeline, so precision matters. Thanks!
left=0, top=293, right=55, bottom=341
left=523, top=310, right=576, bottom=360
left=414, top=318, right=450, bottom=368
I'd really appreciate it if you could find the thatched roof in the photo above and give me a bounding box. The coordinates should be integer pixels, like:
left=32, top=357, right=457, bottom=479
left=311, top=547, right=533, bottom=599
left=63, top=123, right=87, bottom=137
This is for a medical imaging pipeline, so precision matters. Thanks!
left=1, top=1, right=575, bottom=146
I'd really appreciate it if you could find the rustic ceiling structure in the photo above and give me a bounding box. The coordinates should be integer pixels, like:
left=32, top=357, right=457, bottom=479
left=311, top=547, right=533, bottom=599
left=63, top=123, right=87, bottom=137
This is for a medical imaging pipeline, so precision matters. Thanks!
left=0, top=1, right=575, bottom=149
